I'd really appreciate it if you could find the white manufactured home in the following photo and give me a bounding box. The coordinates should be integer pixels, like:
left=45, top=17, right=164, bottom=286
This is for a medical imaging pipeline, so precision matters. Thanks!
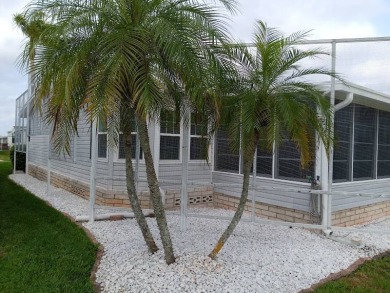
left=14, top=80, right=390, bottom=228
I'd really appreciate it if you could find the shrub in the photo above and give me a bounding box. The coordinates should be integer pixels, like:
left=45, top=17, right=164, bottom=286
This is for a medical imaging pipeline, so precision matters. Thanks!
left=9, top=146, right=26, bottom=172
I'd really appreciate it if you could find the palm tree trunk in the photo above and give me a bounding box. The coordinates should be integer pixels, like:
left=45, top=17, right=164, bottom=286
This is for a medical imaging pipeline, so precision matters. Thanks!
left=208, top=150, right=254, bottom=260
left=137, top=116, right=175, bottom=265
left=123, top=127, right=158, bottom=254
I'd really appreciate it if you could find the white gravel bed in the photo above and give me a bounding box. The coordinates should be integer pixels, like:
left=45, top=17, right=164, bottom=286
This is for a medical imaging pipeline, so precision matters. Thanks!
left=9, top=173, right=390, bottom=293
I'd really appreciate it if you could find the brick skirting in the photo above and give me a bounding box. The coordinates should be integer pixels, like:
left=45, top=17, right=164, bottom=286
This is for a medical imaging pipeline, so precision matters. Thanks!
left=213, top=192, right=317, bottom=224
left=332, top=201, right=390, bottom=227
left=27, top=163, right=390, bottom=226
left=27, top=163, right=213, bottom=209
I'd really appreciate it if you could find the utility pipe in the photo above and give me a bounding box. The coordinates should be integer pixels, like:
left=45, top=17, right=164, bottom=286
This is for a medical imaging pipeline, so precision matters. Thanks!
left=76, top=210, right=155, bottom=222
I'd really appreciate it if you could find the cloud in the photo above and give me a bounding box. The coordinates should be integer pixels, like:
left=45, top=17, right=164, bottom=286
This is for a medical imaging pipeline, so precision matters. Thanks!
left=230, top=0, right=390, bottom=41
left=1, top=0, right=390, bottom=136
left=0, top=0, right=28, bottom=136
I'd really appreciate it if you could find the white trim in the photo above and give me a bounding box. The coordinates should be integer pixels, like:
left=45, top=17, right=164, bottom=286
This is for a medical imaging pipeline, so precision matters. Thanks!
left=212, top=170, right=311, bottom=187
left=159, top=111, right=182, bottom=162
left=332, top=177, right=390, bottom=186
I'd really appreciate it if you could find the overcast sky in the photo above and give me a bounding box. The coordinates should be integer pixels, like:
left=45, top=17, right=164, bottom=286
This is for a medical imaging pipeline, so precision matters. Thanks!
left=1, top=0, right=390, bottom=136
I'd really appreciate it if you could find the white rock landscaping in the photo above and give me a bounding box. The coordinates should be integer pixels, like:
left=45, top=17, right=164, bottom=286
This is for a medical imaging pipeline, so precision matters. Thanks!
left=10, top=173, right=390, bottom=293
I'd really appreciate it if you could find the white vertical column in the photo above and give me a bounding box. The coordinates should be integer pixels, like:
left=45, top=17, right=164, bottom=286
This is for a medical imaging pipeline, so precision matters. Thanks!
left=46, top=130, right=51, bottom=196
left=25, top=98, right=30, bottom=178
left=326, top=41, right=337, bottom=229
left=180, top=110, right=190, bottom=231
left=13, top=99, right=17, bottom=175
left=251, top=148, right=257, bottom=222
left=135, top=126, right=140, bottom=190
left=89, top=119, right=98, bottom=222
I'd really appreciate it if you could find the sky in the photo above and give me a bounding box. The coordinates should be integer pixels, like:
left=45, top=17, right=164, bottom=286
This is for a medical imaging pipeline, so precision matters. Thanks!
left=1, top=0, right=390, bottom=136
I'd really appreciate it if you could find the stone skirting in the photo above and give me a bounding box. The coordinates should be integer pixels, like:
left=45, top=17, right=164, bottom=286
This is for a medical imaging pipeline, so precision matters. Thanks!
left=27, top=163, right=213, bottom=209
left=332, top=201, right=390, bottom=227
left=28, top=163, right=390, bottom=226
left=213, top=192, right=317, bottom=224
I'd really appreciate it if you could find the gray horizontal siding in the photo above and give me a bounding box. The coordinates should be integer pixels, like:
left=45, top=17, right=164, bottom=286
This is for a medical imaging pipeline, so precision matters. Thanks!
left=28, top=135, right=49, bottom=166
left=212, top=171, right=312, bottom=212
left=332, top=180, right=390, bottom=211
left=111, top=161, right=148, bottom=192
left=159, top=162, right=212, bottom=187
left=75, top=111, right=91, bottom=163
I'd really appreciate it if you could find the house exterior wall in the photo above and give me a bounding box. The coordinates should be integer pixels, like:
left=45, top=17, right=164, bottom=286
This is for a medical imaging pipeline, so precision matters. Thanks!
left=24, top=83, right=390, bottom=227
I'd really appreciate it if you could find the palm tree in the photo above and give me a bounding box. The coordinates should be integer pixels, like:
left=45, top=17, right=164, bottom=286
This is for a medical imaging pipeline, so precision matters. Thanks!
left=15, top=0, right=236, bottom=264
left=208, top=21, right=334, bottom=259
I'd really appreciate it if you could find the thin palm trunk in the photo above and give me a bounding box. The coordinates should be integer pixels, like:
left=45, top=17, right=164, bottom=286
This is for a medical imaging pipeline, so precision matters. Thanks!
left=208, top=150, right=254, bottom=260
left=123, top=125, right=158, bottom=254
left=137, top=116, right=175, bottom=265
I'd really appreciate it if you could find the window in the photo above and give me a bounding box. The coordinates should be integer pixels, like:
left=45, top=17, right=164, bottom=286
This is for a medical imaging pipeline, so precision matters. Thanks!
left=353, top=104, right=376, bottom=180
left=118, top=133, right=142, bottom=160
left=377, top=110, right=390, bottom=177
left=160, top=111, right=181, bottom=160
left=118, top=117, right=142, bottom=160
left=97, top=120, right=107, bottom=158
left=215, top=128, right=240, bottom=173
left=333, top=104, right=353, bottom=181
left=190, top=114, right=208, bottom=160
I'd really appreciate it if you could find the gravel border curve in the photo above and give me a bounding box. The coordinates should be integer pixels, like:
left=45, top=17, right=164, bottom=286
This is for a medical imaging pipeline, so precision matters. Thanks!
left=9, top=173, right=390, bottom=293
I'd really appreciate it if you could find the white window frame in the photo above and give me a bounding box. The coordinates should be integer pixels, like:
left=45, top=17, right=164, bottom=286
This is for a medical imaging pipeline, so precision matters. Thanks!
left=189, top=114, right=210, bottom=161
left=97, top=120, right=108, bottom=162
left=114, top=130, right=143, bottom=162
left=159, top=110, right=182, bottom=162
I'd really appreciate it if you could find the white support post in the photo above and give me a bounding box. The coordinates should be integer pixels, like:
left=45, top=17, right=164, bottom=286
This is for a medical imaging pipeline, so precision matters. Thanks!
left=326, top=41, right=337, bottom=230
left=251, top=148, right=257, bottom=222
left=13, top=99, right=17, bottom=175
left=320, top=140, right=329, bottom=228
left=25, top=99, right=30, bottom=178
left=135, top=126, right=140, bottom=190
left=89, top=119, right=98, bottom=222
left=46, top=132, right=51, bottom=196
left=180, top=110, right=190, bottom=231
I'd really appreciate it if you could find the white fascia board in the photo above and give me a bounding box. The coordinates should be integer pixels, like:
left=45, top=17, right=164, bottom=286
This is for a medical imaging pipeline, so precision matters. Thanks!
left=319, top=81, right=390, bottom=111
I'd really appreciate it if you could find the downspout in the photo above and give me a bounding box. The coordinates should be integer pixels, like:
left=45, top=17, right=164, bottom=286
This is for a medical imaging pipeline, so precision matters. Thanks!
left=322, top=90, right=354, bottom=235
left=321, top=40, right=336, bottom=234
left=334, top=92, right=354, bottom=111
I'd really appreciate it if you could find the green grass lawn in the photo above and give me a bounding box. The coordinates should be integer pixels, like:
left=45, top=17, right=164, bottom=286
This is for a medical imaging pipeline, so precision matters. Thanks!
left=0, top=150, right=98, bottom=293
left=314, top=252, right=390, bottom=293
left=0, top=150, right=9, bottom=161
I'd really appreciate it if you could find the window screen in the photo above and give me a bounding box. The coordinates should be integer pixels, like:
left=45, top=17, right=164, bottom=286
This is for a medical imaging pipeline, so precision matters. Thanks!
left=333, top=104, right=353, bottom=181
left=353, top=104, right=376, bottom=180
left=256, top=139, right=273, bottom=177
left=377, top=110, right=390, bottom=177
left=277, top=137, right=314, bottom=181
